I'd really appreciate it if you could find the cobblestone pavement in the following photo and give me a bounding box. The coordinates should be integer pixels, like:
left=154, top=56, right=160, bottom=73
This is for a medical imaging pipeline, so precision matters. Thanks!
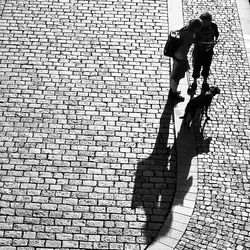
left=176, top=0, right=250, bottom=249
left=0, top=0, right=177, bottom=249
left=0, top=0, right=250, bottom=250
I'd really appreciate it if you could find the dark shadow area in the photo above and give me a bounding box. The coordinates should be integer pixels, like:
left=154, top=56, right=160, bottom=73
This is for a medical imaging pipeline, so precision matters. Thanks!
left=132, top=92, right=212, bottom=247
left=131, top=92, right=176, bottom=245
left=154, top=102, right=212, bottom=245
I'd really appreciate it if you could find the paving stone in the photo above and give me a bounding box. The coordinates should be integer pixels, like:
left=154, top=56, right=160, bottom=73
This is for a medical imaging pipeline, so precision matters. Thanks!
left=1, top=0, right=249, bottom=249
left=175, top=0, right=250, bottom=249
left=0, top=0, right=175, bottom=249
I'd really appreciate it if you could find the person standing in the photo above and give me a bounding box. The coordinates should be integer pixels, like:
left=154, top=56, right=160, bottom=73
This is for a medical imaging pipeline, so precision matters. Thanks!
left=170, top=19, right=202, bottom=102
left=189, top=12, right=219, bottom=94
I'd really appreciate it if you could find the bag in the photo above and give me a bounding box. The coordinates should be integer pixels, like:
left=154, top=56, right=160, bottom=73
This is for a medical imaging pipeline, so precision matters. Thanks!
left=164, top=30, right=182, bottom=58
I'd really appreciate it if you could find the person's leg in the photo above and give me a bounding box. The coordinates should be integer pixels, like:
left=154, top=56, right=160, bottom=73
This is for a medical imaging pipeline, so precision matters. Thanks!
left=170, top=59, right=179, bottom=92
left=170, top=78, right=184, bottom=101
left=201, top=60, right=212, bottom=80
left=201, top=52, right=213, bottom=93
left=192, top=56, right=202, bottom=83
left=170, top=59, right=184, bottom=101
left=190, top=52, right=202, bottom=93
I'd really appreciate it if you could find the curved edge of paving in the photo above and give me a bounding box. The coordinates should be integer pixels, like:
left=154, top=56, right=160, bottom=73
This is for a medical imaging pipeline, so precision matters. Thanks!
left=148, top=1, right=250, bottom=249
left=236, top=0, right=250, bottom=64
left=146, top=77, right=198, bottom=250
left=147, top=1, right=198, bottom=249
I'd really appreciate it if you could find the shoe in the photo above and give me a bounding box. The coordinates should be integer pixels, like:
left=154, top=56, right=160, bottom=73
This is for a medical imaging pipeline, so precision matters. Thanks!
left=187, top=82, right=197, bottom=95
left=170, top=91, right=185, bottom=102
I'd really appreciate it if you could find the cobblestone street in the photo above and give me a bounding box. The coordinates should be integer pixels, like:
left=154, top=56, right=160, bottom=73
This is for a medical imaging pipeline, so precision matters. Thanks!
left=177, top=0, right=250, bottom=249
left=0, top=0, right=249, bottom=250
left=0, top=0, right=176, bottom=249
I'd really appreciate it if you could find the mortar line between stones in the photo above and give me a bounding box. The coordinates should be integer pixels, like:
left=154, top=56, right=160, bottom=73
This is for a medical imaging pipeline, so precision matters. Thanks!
left=0, top=0, right=7, bottom=18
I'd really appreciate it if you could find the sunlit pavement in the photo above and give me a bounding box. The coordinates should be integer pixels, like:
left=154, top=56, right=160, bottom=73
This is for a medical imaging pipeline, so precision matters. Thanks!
left=0, top=0, right=249, bottom=249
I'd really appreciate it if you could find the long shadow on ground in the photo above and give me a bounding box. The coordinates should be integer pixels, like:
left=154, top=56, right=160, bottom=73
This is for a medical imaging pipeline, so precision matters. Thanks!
left=132, top=92, right=212, bottom=247
left=131, top=92, right=176, bottom=245
left=154, top=114, right=211, bottom=246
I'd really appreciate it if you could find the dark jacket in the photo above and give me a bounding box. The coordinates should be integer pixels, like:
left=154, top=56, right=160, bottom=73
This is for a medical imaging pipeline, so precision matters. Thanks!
left=194, top=23, right=219, bottom=52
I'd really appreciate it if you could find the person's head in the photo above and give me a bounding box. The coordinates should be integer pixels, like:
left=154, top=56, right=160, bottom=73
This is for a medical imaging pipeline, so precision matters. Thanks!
left=188, top=19, right=203, bottom=32
left=200, top=12, right=213, bottom=28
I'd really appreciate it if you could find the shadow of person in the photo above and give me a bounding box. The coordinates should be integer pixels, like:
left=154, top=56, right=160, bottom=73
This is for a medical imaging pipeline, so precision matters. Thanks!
left=132, top=92, right=212, bottom=248
left=154, top=104, right=212, bottom=245
left=131, top=92, right=177, bottom=246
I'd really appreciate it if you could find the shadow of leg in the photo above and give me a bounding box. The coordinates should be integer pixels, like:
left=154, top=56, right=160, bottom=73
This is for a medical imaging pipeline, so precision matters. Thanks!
left=131, top=92, right=176, bottom=245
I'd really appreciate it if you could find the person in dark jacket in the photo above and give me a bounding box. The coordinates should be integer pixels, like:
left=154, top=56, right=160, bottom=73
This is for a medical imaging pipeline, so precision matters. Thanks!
left=188, top=12, right=219, bottom=94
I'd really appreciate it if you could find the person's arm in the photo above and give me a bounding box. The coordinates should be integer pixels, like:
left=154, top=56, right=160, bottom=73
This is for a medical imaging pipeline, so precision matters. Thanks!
left=174, top=29, right=190, bottom=60
left=194, top=31, right=201, bottom=44
left=213, top=23, right=219, bottom=40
